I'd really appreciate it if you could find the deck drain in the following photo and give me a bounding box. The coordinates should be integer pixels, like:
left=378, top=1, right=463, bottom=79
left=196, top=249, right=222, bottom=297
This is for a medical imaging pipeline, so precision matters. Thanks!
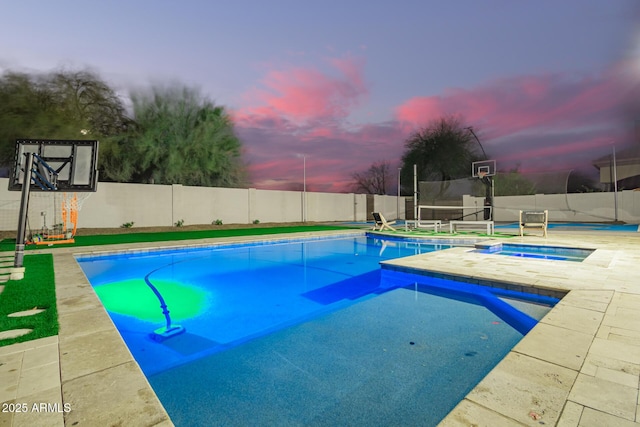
left=0, top=328, right=33, bottom=340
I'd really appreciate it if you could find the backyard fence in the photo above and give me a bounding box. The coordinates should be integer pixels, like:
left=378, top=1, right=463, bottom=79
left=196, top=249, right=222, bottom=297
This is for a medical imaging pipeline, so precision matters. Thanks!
left=0, top=178, right=405, bottom=231
left=1, top=177, right=639, bottom=232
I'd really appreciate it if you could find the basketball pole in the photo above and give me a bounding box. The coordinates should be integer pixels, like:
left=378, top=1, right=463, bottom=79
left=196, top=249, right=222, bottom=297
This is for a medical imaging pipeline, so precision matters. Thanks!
left=12, top=152, right=34, bottom=278
left=467, top=128, right=494, bottom=221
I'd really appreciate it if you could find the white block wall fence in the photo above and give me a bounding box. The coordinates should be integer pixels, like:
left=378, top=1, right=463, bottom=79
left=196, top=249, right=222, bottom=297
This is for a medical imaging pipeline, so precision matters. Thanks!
left=463, top=190, right=640, bottom=223
left=0, top=178, right=405, bottom=231
left=2, top=177, right=638, bottom=231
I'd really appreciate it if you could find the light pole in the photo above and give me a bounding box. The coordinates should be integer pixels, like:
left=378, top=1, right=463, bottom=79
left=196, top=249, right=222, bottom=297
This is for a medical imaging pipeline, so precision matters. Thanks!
left=413, top=164, right=418, bottom=221
left=303, top=155, right=306, bottom=223
left=397, top=167, right=401, bottom=220
left=295, top=153, right=307, bottom=223
left=612, top=144, right=618, bottom=222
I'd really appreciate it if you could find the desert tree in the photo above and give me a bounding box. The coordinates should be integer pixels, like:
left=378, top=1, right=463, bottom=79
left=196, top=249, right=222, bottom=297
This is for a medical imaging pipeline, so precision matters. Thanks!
left=400, top=116, right=484, bottom=194
left=352, top=161, right=392, bottom=194
left=0, top=69, right=129, bottom=168
left=100, top=84, right=245, bottom=187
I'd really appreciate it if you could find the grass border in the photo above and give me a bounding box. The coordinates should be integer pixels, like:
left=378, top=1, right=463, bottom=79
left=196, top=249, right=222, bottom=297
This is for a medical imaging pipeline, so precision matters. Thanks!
left=0, top=254, right=58, bottom=347
left=0, top=225, right=358, bottom=252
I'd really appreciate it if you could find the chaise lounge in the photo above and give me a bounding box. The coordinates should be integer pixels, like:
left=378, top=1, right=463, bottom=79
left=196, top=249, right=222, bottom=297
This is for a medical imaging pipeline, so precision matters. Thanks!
left=371, top=212, right=397, bottom=231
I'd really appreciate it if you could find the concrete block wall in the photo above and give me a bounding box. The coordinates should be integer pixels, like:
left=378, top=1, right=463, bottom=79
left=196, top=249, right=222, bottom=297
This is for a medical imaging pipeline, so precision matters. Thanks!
left=79, top=182, right=173, bottom=228
left=372, top=195, right=403, bottom=220
left=172, top=185, right=249, bottom=226
left=463, top=190, right=640, bottom=223
left=251, top=189, right=302, bottom=223
left=0, top=178, right=403, bottom=230
left=2, top=176, right=637, bottom=230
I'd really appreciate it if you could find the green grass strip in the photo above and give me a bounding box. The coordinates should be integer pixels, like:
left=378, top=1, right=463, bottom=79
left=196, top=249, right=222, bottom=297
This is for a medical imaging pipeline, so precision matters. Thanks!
left=0, top=225, right=357, bottom=252
left=0, top=254, right=58, bottom=347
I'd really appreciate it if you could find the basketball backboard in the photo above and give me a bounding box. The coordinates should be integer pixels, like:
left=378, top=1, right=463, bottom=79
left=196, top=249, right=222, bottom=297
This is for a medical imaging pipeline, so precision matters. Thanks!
left=8, top=139, right=99, bottom=192
left=472, top=159, right=496, bottom=178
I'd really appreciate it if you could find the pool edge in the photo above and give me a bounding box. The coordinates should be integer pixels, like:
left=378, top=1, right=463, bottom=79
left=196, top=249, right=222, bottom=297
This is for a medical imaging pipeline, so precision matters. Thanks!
left=9, top=228, right=638, bottom=426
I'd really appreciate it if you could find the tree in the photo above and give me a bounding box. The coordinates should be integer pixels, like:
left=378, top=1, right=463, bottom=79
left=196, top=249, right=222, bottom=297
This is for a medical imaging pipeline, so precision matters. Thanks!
left=0, top=69, right=129, bottom=168
left=100, top=84, right=245, bottom=187
left=352, top=161, right=392, bottom=194
left=567, top=170, right=601, bottom=193
left=400, top=116, right=483, bottom=194
left=49, top=70, right=131, bottom=137
left=494, top=167, right=536, bottom=196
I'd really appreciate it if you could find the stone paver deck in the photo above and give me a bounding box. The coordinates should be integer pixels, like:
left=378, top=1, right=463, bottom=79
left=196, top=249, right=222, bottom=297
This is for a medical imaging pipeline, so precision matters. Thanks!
left=0, top=228, right=639, bottom=426
left=379, top=231, right=640, bottom=427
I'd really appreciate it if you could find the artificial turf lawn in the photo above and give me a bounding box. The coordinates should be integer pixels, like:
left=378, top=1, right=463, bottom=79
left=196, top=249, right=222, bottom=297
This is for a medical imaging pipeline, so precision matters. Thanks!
left=0, top=254, right=58, bottom=347
left=0, top=224, right=357, bottom=252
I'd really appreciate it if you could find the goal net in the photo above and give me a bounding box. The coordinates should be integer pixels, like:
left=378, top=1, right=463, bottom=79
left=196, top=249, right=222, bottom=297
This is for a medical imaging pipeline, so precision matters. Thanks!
left=417, top=169, right=597, bottom=221
left=0, top=192, right=92, bottom=245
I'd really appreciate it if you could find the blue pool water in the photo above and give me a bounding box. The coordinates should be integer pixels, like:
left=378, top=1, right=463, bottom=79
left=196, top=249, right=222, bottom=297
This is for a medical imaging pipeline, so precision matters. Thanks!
left=77, top=234, right=558, bottom=426
left=475, top=243, right=594, bottom=262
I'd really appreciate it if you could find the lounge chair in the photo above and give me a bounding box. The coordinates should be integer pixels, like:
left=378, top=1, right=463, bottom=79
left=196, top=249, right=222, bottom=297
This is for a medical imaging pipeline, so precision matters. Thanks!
left=519, top=210, right=548, bottom=237
left=372, top=212, right=397, bottom=231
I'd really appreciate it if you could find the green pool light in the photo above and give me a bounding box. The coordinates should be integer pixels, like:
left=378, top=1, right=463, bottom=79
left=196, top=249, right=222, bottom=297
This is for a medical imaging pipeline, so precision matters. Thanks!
left=94, top=279, right=208, bottom=322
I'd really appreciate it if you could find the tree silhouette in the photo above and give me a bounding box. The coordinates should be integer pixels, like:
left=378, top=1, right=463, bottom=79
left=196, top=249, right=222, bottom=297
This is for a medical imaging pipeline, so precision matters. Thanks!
left=352, top=161, right=392, bottom=194
left=400, top=116, right=483, bottom=194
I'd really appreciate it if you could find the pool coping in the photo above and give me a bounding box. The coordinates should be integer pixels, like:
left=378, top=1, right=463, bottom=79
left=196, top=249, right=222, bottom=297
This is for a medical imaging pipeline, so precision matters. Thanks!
left=378, top=234, right=640, bottom=426
left=1, top=228, right=639, bottom=426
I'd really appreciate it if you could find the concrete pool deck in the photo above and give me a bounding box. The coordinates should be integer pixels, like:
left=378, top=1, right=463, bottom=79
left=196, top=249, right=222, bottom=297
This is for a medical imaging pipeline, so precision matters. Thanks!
left=0, top=228, right=639, bottom=426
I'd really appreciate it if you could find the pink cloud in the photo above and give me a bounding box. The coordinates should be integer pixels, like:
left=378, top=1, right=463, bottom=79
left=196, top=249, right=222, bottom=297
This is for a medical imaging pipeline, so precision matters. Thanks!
left=234, top=59, right=629, bottom=192
left=395, top=71, right=622, bottom=140
left=393, top=68, right=628, bottom=172
left=236, top=56, right=367, bottom=127
left=498, top=136, right=613, bottom=165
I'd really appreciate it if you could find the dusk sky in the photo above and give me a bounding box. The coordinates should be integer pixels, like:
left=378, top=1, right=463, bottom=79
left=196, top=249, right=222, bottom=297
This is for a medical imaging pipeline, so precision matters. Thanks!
left=2, top=1, right=639, bottom=192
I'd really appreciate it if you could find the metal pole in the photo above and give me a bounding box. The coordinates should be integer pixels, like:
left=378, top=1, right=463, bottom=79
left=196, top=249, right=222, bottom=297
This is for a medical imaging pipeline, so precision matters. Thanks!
left=397, top=167, right=401, bottom=220
left=413, top=164, right=418, bottom=221
left=14, top=152, right=34, bottom=269
left=303, top=155, right=306, bottom=223
left=468, top=127, right=494, bottom=220
left=491, top=177, right=495, bottom=221
left=612, top=145, right=618, bottom=222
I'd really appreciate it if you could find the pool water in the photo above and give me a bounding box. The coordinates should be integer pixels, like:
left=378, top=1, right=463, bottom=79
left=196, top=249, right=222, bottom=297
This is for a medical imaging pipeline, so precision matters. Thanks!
left=475, top=243, right=593, bottom=262
left=77, top=234, right=557, bottom=426
left=77, top=235, right=455, bottom=375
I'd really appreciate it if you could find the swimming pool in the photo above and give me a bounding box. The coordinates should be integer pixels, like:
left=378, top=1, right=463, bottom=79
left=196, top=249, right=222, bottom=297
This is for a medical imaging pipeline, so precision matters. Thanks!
left=77, top=234, right=557, bottom=426
left=474, top=242, right=594, bottom=262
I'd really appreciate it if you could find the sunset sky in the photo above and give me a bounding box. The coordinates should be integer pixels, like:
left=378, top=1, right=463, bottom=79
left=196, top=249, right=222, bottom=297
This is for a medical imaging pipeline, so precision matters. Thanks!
left=2, top=1, right=639, bottom=192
